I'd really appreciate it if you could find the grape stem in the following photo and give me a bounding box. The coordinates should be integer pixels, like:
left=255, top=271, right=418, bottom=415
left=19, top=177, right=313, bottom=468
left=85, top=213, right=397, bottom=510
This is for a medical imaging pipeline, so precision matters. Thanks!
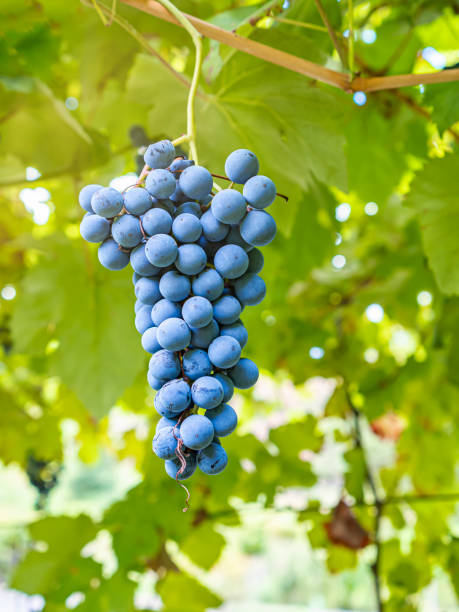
left=156, top=0, right=202, bottom=163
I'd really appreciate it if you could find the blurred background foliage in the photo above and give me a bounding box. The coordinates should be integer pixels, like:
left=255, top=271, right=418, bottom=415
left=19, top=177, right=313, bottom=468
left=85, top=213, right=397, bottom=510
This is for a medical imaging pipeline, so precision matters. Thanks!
left=0, top=0, right=459, bottom=610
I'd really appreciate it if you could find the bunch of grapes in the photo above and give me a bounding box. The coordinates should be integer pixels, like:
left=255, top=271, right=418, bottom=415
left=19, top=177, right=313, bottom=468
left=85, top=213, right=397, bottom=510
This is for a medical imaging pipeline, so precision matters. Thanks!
left=79, top=140, right=277, bottom=483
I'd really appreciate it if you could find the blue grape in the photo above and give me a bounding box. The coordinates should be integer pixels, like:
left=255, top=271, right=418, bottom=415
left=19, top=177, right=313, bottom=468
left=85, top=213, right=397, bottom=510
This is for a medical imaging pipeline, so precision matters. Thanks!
left=212, top=295, right=242, bottom=325
left=132, top=272, right=141, bottom=285
left=192, top=269, right=224, bottom=301
left=208, top=336, right=241, bottom=369
left=240, top=210, right=276, bottom=246
left=190, top=319, right=219, bottom=349
left=198, top=236, right=224, bottom=259
left=175, top=244, right=207, bottom=276
left=80, top=214, right=110, bottom=243
left=156, top=416, right=179, bottom=432
left=145, top=169, right=176, bottom=199
left=182, top=349, right=212, bottom=381
left=91, top=187, right=124, bottom=218
left=151, top=299, right=181, bottom=326
left=201, top=209, right=230, bottom=242
left=135, top=305, right=154, bottom=334
left=243, top=175, right=276, bottom=209
left=147, top=370, right=164, bottom=391
left=159, top=270, right=191, bottom=302
left=224, top=149, right=259, bottom=184
left=180, top=414, right=214, bottom=450
left=169, top=158, right=194, bottom=177
left=124, top=187, right=152, bottom=215
left=130, top=244, right=160, bottom=276
left=145, top=234, right=178, bottom=267
left=226, top=225, right=253, bottom=252
left=247, top=248, right=264, bottom=273
left=149, top=350, right=181, bottom=381
left=112, top=214, right=142, bottom=248
left=191, top=376, right=224, bottom=409
left=141, top=327, right=161, bottom=354
left=182, top=296, right=213, bottom=329
left=152, top=426, right=178, bottom=459
left=214, top=244, right=249, bottom=279
left=135, top=299, right=145, bottom=313
left=214, top=373, right=234, bottom=403
left=229, top=358, right=259, bottom=389
left=156, top=199, right=175, bottom=214
left=174, top=201, right=202, bottom=218
left=172, top=213, right=202, bottom=243
left=157, top=317, right=191, bottom=351
left=179, top=165, right=213, bottom=200
left=220, top=320, right=248, bottom=348
left=79, top=184, right=103, bottom=213
left=198, top=443, right=228, bottom=475
left=211, top=189, right=247, bottom=224
left=201, top=194, right=212, bottom=206
left=165, top=452, right=197, bottom=480
left=141, top=207, right=172, bottom=236
left=144, top=139, right=175, bottom=169
left=155, top=378, right=191, bottom=415
left=135, top=277, right=161, bottom=305
left=205, top=403, right=238, bottom=436
left=234, top=273, right=266, bottom=306
left=98, top=239, right=130, bottom=270
left=170, top=182, right=187, bottom=204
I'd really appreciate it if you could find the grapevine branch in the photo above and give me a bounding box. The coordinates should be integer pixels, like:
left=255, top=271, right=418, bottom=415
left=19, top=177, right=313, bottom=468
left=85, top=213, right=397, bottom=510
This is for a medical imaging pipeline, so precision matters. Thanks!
left=313, top=0, right=347, bottom=69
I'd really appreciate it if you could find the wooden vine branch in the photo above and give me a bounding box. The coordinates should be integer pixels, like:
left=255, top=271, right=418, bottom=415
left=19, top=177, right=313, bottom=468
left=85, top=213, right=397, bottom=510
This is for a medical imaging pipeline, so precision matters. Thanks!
left=119, top=0, right=459, bottom=93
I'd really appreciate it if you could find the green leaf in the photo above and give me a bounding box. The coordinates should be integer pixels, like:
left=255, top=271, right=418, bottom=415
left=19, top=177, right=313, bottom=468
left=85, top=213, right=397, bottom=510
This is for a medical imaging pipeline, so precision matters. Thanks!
left=181, top=524, right=225, bottom=570
left=424, top=82, right=459, bottom=134
left=405, top=150, right=459, bottom=295
left=157, top=572, right=222, bottom=612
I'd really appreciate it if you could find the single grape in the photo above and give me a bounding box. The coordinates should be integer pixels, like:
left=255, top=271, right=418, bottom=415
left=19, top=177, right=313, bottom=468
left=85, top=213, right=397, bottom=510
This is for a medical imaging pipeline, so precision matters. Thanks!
left=141, top=207, right=172, bottom=235
left=172, top=213, right=202, bottom=243
left=198, top=443, right=228, bottom=475
left=182, top=296, right=213, bottom=329
left=213, top=373, right=234, bottom=403
left=135, top=299, right=145, bottom=313
left=141, top=327, right=161, bottom=354
left=190, top=319, right=219, bottom=349
left=212, top=295, right=242, bottom=325
left=144, top=139, right=175, bottom=169
left=247, top=248, right=264, bottom=273
left=155, top=378, right=191, bottom=415
left=98, top=239, right=130, bottom=270
left=170, top=182, right=188, bottom=204
left=147, top=370, right=164, bottom=391
left=205, top=403, right=238, bottom=436
left=242, top=175, right=276, bottom=209
left=156, top=198, right=175, bottom=214
left=179, top=165, right=213, bottom=200
left=124, top=187, right=152, bottom=215
left=198, top=236, right=225, bottom=259
left=180, top=414, right=214, bottom=451
left=130, top=244, right=160, bottom=276
left=112, top=214, right=142, bottom=248
left=165, top=452, right=197, bottom=480
left=182, top=349, right=212, bottom=380
left=175, top=244, right=207, bottom=276
left=135, top=305, right=154, bottom=334
left=132, top=272, right=141, bottom=285
left=152, top=426, right=178, bottom=459
left=224, top=149, right=259, bottom=184
left=151, top=299, right=181, bottom=326
left=169, top=158, right=194, bottom=177
left=229, top=358, right=259, bottom=389
left=234, top=273, right=266, bottom=306
left=220, top=320, right=248, bottom=348
left=208, top=336, right=241, bottom=369
left=145, top=234, right=178, bottom=267
left=192, top=269, right=224, bottom=301
left=145, top=169, right=176, bottom=199
left=135, top=277, right=161, bottom=305
left=174, top=201, right=202, bottom=218
left=211, top=189, right=247, bottom=224
left=201, top=209, right=230, bottom=242
left=191, top=376, right=224, bottom=409
left=156, top=416, right=179, bottom=432
left=91, top=187, right=124, bottom=218
left=159, top=270, right=191, bottom=302
left=240, top=210, right=276, bottom=246
left=79, top=184, right=103, bottom=213
left=80, top=214, right=110, bottom=243
left=149, top=349, right=181, bottom=381
left=157, top=317, right=191, bottom=351
left=214, top=244, right=249, bottom=279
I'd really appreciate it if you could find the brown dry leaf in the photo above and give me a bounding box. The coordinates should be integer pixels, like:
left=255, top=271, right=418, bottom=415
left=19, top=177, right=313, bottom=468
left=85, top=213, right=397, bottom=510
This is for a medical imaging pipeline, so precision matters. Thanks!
left=324, top=499, right=371, bottom=550
left=371, top=412, right=405, bottom=441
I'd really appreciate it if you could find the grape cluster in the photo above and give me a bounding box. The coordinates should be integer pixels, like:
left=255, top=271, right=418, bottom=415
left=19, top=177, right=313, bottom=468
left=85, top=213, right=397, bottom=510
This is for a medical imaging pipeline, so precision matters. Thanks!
left=79, top=140, right=277, bottom=481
